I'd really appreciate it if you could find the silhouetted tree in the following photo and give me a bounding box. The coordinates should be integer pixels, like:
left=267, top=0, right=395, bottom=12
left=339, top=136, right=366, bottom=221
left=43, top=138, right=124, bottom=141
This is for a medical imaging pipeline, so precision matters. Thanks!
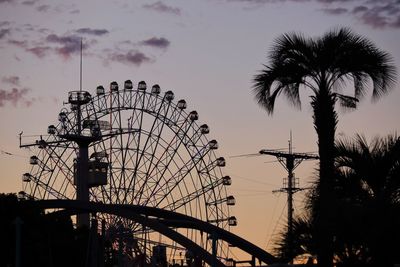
left=273, top=214, right=315, bottom=262
left=0, top=193, right=91, bottom=267
left=274, top=134, right=400, bottom=266
left=252, top=28, right=396, bottom=266
left=334, top=134, right=400, bottom=266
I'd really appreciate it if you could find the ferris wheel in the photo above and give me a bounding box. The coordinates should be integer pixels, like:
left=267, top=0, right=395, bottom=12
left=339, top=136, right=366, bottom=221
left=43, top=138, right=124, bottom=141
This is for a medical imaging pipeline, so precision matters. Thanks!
left=19, top=80, right=236, bottom=264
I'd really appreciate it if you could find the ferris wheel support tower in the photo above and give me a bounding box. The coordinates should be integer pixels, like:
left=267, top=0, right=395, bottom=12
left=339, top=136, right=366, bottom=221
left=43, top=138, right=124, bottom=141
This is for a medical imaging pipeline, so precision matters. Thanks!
left=60, top=90, right=101, bottom=227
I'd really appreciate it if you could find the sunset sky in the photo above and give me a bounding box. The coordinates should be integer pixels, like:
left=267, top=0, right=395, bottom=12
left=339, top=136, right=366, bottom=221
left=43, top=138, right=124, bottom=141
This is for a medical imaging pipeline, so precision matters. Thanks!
left=1, top=0, right=399, bottom=259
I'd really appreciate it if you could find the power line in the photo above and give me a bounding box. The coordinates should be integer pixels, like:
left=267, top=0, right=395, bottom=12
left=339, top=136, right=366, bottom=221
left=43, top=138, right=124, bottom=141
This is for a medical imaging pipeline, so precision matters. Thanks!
left=259, top=133, right=319, bottom=263
left=263, top=193, right=282, bottom=248
left=230, top=173, right=279, bottom=187
left=266, top=200, right=287, bottom=251
left=0, top=149, right=28, bottom=158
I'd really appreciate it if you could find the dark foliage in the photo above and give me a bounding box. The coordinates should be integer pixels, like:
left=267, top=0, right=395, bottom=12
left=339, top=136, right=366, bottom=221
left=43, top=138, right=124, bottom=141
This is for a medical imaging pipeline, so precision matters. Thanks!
left=0, top=193, right=91, bottom=267
left=274, top=134, right=400, bottom=267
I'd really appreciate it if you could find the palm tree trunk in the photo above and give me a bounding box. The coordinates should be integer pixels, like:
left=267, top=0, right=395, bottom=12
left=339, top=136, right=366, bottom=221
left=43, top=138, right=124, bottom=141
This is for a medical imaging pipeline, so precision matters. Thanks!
left=311, top=85, right=337, bottom=267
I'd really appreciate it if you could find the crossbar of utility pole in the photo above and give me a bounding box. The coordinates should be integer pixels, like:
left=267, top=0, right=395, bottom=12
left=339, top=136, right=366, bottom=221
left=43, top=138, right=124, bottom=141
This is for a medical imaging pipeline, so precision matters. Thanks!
left=260, top=134, right=318, bottom=264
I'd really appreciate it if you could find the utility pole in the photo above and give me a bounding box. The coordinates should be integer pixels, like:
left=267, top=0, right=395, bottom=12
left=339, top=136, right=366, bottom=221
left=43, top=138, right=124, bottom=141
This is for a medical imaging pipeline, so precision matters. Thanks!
left=259, top=134, right=318, bottom=263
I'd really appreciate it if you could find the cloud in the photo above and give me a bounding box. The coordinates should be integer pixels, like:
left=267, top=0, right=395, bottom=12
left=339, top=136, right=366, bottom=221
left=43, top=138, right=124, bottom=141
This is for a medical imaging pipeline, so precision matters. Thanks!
left=21, top=0, right=38, bottom=5
left=26, top=46, right=52, bottom=58
left=8, top=38, right=52, bottom=58
left=75, top=28, right=109, bottom=36
left=321, top=7, right=348, bottom=15
left=46, top=33, right=84, bottom=59
left=354, top=1, right=400, bottom=28
left=0, top=21, right=10, bottom=27
left=316, top=0, right=353, bottom=2
left=360, top=10, right=389, bottom=28
left=8, top=39, right=28, bottom=48
left=2, top=75, right=20, bottom=86
left=20, top=1, right=79, bottom=15
left=143, top=1, right=181, bottom=15
left=223, top=0, right=400, bottom=29
left=224, top=0, right=308, bottom=4
left=140, top=37, right=170, bottom=49
left=107, top=50, right=151, bottom=66
left=0, top=0, right=14, bottom=4
left=0, top=88, right=33, bottom=107
left=2, top=24, right=158, bottom=66
left=5, top=25, right=103, bottom=60
left=36, top=4, right=51, bottom=12
left=353, top=5, right=368, bottom=14
left=0, top=28, right=10, bottom=39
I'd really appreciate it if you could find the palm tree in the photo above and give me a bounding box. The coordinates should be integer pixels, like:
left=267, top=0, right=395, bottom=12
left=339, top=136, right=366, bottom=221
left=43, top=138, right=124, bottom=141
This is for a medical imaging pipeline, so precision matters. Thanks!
left=273, top=214, right=315, bottom=263
left=252, top=28, right=396, bottom=266
left=335, top=134, right=400, bottom=266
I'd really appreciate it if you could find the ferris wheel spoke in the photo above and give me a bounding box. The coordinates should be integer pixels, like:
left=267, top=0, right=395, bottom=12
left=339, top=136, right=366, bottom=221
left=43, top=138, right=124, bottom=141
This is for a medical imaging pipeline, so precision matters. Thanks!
left=139, top=104, right=189, bottom=200
left=136, top=114, right=195, bottom=205
left=47, top=143, right=75, bottom=177
left=145, top=128, right=215, bottom=209
left=162, top=175, right=223, bottom=211
left=33, top=143, right=73, bottom=199
left=119, top=124, right=134, bottom=204
left=109, top=91, right=120, bottom=203
left=134, top=104, right=173, bottom=186
left=130, top=92, right=147, bottom=197
left=135, top=134, right=185, bottom=205
left=109, top=132, right=130, bottom=204
left=110, top=146, right=125, bottom=204
left=112, top=128, right=138, bottom=202
left=48, top=160, right=74, bottom=197
left=149, top=146, right=211, bottom=208
left=30, top=174, right=69, bottom=199
left=131, top=101, right=183, bottom=204
left=110, top=106, right=143, bottom=203
left=120, top=129, right=141, bottom=204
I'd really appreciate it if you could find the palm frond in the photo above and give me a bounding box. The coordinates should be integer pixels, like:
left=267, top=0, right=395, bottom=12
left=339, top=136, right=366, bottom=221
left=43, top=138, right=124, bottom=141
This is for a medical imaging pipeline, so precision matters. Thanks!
left=336, top=93, right=359, bottom=109
left=322, top=28, right=397, bottom=101
left=252, top=62, right=307, bottom=113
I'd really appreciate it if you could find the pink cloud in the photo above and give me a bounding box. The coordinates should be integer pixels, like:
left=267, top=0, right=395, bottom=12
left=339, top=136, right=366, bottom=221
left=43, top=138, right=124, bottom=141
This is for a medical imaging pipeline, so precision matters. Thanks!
left=143, top=1, right=181, bottom=15
left=321, top=7, right=348, bottom=15
left=2, top=75, right=20, bottom=86
left=140, top=37, right=170, bottom=49
left=0, top=28, right=10, bottom=39
left=75, top=28, right=109, bottom=36
left=26, top=46, right=52, bottom=58
left=107, top=50, right=151, bottom=66
left=46, top=33, right=83, bottom=59
left=36, top=4, right=51, bottom=12
left=0, top=87, right=33, bottom=107
left=223, top=0, right=400, bottom=29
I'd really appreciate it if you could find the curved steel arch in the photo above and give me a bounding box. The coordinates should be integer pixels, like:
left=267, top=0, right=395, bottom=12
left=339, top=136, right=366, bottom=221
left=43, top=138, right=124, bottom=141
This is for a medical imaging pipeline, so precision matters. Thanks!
left=112, top=203, right=277, bottom=265
left=21, top=200, right=225, bottom=267
left=21, top=200, right=276, bottom=265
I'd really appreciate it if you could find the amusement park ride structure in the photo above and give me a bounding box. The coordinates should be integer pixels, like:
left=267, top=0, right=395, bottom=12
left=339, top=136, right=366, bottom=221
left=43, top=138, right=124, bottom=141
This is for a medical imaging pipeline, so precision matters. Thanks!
left=18, top=78, right=248, bottom=266
left=16, top=42, right=278, bottom=266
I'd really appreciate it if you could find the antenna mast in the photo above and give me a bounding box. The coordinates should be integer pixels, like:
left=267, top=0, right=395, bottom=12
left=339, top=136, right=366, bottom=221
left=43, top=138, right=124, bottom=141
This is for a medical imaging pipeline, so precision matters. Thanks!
left=80, top=38, right=83, bottom=92
left=260, top=134, right=318, bottom=263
